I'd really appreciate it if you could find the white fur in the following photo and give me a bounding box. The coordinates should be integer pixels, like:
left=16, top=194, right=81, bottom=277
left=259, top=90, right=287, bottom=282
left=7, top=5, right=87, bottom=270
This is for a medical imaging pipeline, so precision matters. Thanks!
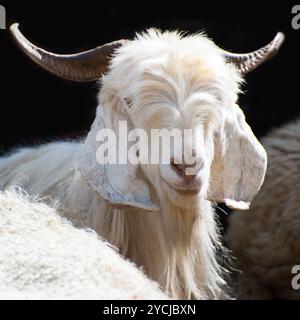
left=0, top=188, right=168, bottom=300
left=0, top=30, right=267, bottom=299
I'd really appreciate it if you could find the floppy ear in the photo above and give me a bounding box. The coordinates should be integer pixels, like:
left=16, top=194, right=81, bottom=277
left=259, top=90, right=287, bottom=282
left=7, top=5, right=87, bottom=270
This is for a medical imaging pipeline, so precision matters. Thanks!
left=78, top=104, right=160, bottom=211
left=209, top=106, right=267, bottom=210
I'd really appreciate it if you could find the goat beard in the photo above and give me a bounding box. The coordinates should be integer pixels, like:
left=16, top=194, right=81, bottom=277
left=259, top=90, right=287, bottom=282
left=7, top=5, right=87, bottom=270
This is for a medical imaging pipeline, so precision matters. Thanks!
left=98, top=181, right=226, bottom=299
left=157, top=195, right=227, bottom=299
left=159, top=177, right=204, bottom=209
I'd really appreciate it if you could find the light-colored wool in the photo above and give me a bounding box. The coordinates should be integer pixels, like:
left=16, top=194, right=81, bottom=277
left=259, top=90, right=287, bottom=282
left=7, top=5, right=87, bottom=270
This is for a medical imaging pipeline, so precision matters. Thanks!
left=0, top=30, right=267, bottom=299
left=227, top=120, right=300, bottom=299
left=0, top=189, right=168, bottom=300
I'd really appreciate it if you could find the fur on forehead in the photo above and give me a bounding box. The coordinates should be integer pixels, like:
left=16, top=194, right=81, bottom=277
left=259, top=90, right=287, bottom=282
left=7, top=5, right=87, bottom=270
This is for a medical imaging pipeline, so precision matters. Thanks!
left=99, top=29, right=243, bottom=107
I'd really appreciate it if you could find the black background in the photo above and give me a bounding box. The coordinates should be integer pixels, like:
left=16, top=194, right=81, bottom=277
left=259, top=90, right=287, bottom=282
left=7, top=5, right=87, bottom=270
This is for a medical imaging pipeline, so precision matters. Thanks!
left=0, top=0, right=299, bottom=153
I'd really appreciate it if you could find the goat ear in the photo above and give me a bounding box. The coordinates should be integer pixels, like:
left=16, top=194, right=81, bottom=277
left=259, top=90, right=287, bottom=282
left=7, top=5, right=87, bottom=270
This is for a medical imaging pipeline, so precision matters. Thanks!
left=208, top=108, right=267, bottom=210
left=78, top=105, right=160, bottom=211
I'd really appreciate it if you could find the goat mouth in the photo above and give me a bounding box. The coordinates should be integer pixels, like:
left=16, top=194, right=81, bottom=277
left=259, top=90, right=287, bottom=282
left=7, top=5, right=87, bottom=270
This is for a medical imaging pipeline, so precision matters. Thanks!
left=173, top=188, right=200, bottom=195
left=162, top=179, right=201, bottom=195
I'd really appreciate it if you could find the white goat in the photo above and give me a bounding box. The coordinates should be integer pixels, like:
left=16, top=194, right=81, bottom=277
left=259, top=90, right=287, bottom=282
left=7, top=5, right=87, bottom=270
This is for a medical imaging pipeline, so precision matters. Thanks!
left=0, top=24, right=284, bottom=299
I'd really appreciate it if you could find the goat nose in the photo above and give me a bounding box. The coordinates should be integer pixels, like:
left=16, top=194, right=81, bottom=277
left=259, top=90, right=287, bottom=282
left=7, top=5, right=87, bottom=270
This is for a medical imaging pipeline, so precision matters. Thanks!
left=170, top=157, right=203, bottom=178
left=171, top=161, right=188, bottom=177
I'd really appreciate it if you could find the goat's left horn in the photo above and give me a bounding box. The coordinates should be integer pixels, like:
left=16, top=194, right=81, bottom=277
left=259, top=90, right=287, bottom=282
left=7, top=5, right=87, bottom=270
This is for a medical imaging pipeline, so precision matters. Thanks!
left=224, top=32, right=285, bottom=74
left=10, top=23, right=127, bottom=82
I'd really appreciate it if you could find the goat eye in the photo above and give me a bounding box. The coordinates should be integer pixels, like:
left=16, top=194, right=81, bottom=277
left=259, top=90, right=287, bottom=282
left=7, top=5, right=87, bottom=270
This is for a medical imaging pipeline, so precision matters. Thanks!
left=124, top=97, right=133, bottom=109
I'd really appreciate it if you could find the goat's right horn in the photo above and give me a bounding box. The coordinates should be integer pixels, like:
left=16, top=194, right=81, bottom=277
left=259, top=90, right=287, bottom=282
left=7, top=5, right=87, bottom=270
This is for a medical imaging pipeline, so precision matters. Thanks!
left=10, top=23, right=127, bottom=82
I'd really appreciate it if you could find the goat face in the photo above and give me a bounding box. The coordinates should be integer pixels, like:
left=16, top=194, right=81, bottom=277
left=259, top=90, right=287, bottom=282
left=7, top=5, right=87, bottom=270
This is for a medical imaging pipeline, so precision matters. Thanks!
left=124, top=55, right=230, bottom=208
left=79, top=31, right=268, bottom=211
left=10, top=26, right=283, bottom=212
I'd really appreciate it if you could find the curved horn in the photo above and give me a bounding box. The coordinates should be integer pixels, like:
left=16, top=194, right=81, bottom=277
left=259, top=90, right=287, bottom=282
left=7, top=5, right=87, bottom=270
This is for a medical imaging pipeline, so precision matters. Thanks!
left=10, top=23, right=127, bottom=82
left=224, top=32, right=285, bottom=74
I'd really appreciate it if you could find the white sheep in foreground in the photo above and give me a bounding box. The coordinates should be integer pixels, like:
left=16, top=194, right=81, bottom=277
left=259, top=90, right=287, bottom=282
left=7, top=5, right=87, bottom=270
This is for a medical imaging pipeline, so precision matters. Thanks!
left=227, top=120, right=300, bottom=299
left=0, top=24, right=284, bottom=299
left=0, top=188, right=168, bottom=300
